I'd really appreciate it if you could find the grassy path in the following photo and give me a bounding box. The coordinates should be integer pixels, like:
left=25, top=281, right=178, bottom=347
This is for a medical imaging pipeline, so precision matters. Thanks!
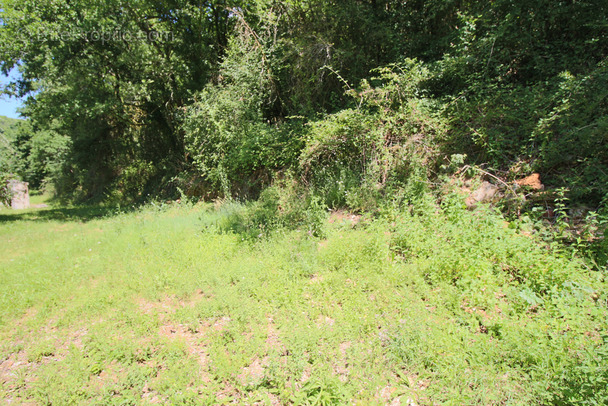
left=0, top=202, right=606, bottom=405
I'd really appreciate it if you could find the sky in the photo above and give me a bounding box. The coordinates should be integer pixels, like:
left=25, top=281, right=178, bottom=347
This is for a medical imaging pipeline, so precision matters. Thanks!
left=0, top=66, right=25, bottom=120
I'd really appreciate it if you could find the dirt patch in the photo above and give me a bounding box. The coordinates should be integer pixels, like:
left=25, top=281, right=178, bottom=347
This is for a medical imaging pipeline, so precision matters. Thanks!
left=59, top=328, right=88, bottom=352
left=158, top=322, right=212, bottom=383
left=328, top=210, right=361, bottom=226
left=15, top=307, right=39, bottom=327
left=309, top=274, right=324, bottom=284
left=141, top=299, right=285, bottom=401
left=300, top=365, right=312, bottom=385
left=52, top=224, right=71, bottom=232
left=316, top=315, right=335, bottom=328
left=141, top=386, right=164, bottom=404
left=339, top=342, right=351, bottom=355
left=137, top=292, right=227, bottom=387
left=237, top=357, right=267, bottom=386
left=0, top=351, right=30, bottom=387
left=0, top=349, right=47, bottom=405
left=377, top=386, right=402, bottom=405
left=137, top=297, right=174, bottom=316
left=137, top=289, right=209, bottom=316
left=265, top=315, right=286, bottom=354
left=376, top=372, right=429, bottom=405
left=465, top=181, right=499, bottom=209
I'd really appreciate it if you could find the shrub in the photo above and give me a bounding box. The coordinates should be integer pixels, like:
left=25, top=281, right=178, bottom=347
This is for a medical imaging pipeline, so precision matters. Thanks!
left=533, top=61, right=608, bottom=204
left=205, top=182, right=328, bottom=239
left=183, top=22, right=302, bottom=199
left=0, top=172, right=13, bottom=207
left=300, top=62, right=446, bottom=211
left=445, top=59, right=608, bottom=207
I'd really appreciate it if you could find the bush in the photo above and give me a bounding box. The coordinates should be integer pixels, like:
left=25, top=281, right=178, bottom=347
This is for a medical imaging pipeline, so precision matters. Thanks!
left=445, top=59, right=608, bottom=208
left=300, top=62, right=446, bottom=211
left=205, top=182, right=328, bottom=239
left=183, top=23, right=302, bottom=199
left=0, top=172, right=13, bottom=207
left=533, top=61, right=608, bottom=204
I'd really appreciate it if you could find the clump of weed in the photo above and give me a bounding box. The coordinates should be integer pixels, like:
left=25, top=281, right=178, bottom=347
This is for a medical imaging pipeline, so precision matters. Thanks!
left=203, top=184, right=328, bottom=239
left=27, top=340, right=56, bottom=362
left=293, top=374, right=349, bottom=405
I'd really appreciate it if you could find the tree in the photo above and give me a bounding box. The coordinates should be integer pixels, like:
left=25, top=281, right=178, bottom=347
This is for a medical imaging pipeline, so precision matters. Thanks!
left=1, top=0, right=242, bottom=200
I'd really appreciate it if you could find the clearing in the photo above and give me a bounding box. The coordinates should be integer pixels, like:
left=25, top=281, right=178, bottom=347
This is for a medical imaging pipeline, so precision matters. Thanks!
left=0, top=201, right=606, bottom=405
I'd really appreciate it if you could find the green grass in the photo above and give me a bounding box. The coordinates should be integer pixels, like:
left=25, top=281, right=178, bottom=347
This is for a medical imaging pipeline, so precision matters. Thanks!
left=0, top=199, right=606, bottom=405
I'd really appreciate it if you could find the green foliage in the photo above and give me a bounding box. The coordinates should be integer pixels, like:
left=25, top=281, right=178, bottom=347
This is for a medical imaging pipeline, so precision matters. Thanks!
left=0, top=172, right=12, bottom=207
left=0, top=116, right=23, bottom=175
left=447, top=56, right=608, bottom=205
left=3, top=1, right=608, bottom=403
left=0, top=116, right=21, bottom=134
left=2, top=0, right=608, bottom=207
left=183, top=23, right=303, bottom=198
left=21, top=128, right=70, bottom=192
left=586, top=202, right=608, bottom=270
left=300, top=108, right=377, bottom=208
left=206, top=182, right=328, bottom=239
left=293, top=374, right=349, bottom=405
left=533, top=62, right=608, bottom=204
left=0, top=116, right=28, bottom=206
left=1, top=0, right=244, bottom=201
left=435, top=0, right=608, bottom=206
left=553, top=336, right=608, bottom=405
left=300, top=62, right=445, bottom=211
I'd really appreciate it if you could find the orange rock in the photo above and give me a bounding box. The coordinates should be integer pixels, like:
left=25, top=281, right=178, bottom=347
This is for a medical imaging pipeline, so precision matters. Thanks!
left=515, top=173, right=543, bottom=190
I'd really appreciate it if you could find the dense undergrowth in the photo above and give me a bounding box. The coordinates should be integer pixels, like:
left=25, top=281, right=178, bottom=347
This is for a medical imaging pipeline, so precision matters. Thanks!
left=2, top=1, right=607, bottom=210
left=1, top=197, right=606, bottom=405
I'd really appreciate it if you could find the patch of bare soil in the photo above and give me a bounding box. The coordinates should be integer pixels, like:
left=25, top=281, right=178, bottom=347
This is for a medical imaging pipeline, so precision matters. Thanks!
left=138, top=296, right=290, bottom=403
left=0, top=351, right=30, bottom=389
left=308, top=273, right=324, bottom=284
left=1, top=316, right=88, bottom=402
left=139, top=293, right=231, bottom=389
left=328, top=210, right=361, bottom=226
left=137, top=289, right=210, bottom=316
left=376, top=372, right=429, bottom=406
left=158, top=322, right=213, bottom=383
left=237, top=357, right=267, bottom=386
left=316, top=315, right=335, bottom=328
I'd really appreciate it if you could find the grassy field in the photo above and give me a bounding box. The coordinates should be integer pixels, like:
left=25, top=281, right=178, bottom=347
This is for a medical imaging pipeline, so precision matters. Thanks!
left=0, top=198, right=606, bottom=405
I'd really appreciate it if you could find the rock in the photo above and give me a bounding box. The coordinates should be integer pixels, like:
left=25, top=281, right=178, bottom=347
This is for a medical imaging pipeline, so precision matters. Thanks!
left=465, top=181, right=499, bottom=209
left=8, top=180, right=30, bottom=210
left=515, top=173, right=543, bottom=190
